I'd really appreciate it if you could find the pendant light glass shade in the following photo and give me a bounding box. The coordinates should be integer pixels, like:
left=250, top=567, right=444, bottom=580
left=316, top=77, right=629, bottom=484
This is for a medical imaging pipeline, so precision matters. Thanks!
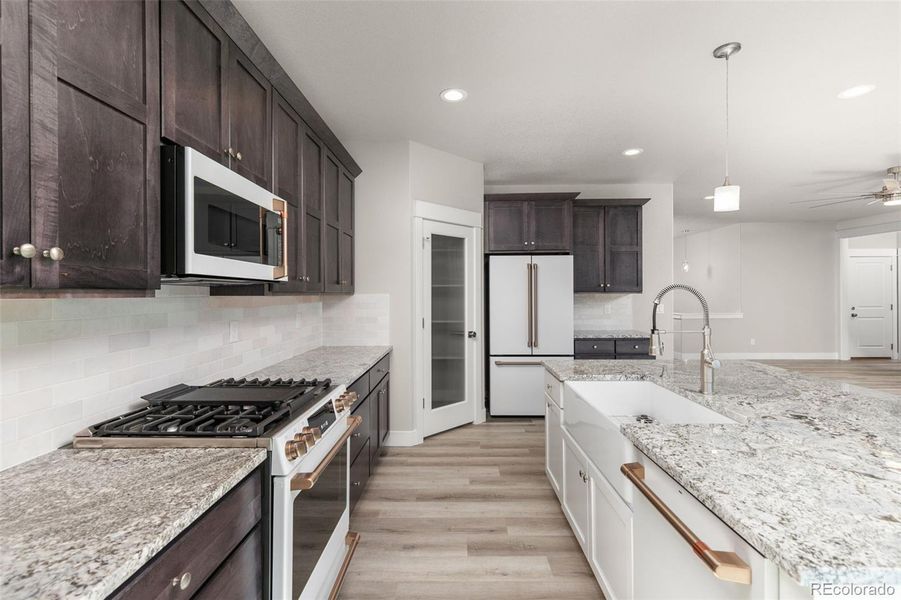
left=714, top=180, right=740, bottom=212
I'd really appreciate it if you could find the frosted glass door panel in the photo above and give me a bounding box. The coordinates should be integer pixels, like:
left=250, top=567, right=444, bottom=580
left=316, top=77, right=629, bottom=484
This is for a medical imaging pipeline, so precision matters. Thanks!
left=431, top=234, right=465, bottom=409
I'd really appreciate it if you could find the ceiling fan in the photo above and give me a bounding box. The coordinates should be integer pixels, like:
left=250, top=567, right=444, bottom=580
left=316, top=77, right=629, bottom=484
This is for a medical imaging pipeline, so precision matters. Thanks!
left=791, top=166, right=901, bottom=209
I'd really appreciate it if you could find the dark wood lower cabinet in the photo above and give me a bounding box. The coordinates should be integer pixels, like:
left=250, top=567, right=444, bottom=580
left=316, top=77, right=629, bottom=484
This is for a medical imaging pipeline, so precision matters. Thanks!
left=110, top=469, right=263, bottom=599
left=347, top=354, right=390, bottom=514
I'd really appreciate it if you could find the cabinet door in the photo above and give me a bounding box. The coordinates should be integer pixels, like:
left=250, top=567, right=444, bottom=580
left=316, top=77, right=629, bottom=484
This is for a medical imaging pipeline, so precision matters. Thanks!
left=485, top=200, right=528, bottom=253
left=379, top=375, right=389, bottom=447
left=300, top=128, right=324, bottom=292
left=590, top=471, right=633, bottom=600
left=563, top=435, right=591, bottom=553
left=545, top=396, right=563, bottom=499
left=227, top=43, right=271, bottom=189
left=323, top=153, right=341, bottom=292
left=31, top=0, right=160, bottom=289
left=1, top=0, right=30, bottom=287
left=605, top=206, right=642, bottom=293
left=271, top=93, right=304, bottom=291
left=161, top=0, right=228, bottom=165
left=530, top=199, right=572, bottom=252
left=337, top=169, right=354, bottom=293
left=573, top=206, right=605, bottom=292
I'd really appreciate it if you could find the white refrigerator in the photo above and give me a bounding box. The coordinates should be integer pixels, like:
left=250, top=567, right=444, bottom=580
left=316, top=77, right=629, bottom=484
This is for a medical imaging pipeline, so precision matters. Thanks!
left=488, top=255, right=573, bottom=416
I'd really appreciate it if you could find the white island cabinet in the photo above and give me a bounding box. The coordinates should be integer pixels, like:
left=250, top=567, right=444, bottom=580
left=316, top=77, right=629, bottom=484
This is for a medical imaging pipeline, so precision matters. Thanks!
left=544, top=370, right=815, bottom=600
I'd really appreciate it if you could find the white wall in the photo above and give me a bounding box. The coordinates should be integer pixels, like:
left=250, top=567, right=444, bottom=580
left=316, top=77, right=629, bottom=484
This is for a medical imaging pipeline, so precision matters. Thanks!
left=322, top=294, right=390, bottom=346
left=483, top=183, right=675, bottom=339
left=410, top=141, right=484, bottom=213
left=675, top=222, right=839, bottom=358
left=847, top=231, right=900, bottom=250
left=0, top=288, right=322, bottom=469
left=349, top=140, right=484, bottom=441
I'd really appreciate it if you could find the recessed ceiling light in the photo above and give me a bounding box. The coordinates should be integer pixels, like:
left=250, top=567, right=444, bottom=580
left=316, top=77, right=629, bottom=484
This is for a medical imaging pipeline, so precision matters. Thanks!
left=439, top=88, right=467, bottom=103
left=622, top=148, right=644, bottom=157
left=704, top=195, right=714, bottom=200
left=837, top=84, right=875, bottom=99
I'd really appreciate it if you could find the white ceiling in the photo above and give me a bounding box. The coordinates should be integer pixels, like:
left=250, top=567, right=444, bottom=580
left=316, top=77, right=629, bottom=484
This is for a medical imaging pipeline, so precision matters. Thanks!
left=234, top=1, right=901, bottom=229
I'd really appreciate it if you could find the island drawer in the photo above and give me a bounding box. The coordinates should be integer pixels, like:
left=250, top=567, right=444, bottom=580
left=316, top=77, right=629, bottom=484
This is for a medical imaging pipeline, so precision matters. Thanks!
left=575, top=339, right=615, bottom=356
left=615, top=339, right=650, bottom=356
left=544, top=369, right=563, bottom=409
left=110, top=469, right=262, bottom=599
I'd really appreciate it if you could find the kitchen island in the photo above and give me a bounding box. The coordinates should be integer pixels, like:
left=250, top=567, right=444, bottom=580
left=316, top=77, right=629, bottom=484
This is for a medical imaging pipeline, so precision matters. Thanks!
left=543, top=358, right=901, bottom=595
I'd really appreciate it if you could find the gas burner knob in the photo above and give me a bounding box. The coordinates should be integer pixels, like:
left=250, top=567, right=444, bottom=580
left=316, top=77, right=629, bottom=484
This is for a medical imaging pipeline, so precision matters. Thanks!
left=333, top=399, right=346, bottom=412
left=344, top=391, right=358, bottom=406
left=301, top=426, right=322, bottom=441
left=293, top=432, right=316, bottom=450
left=284, top=439, right=307, bottom=461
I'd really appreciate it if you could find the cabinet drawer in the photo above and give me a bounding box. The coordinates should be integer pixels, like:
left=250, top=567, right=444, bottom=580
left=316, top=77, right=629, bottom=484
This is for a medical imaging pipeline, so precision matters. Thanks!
left=350, top=395, right=372, bottom=463
left=111, top=470, right=262, bottom=599
left=574, top=339, right=615, bottom=356
left=371, top=354, right=390, bottom=385
left=348, top=372, right=370, bottom=401
left=544, top=369, right=563, bottom=409
left=349, top=439, right=371, bottom=512
left=194, top=526, right=263, bottom=600
left=615, top=339, right=650, bottom=356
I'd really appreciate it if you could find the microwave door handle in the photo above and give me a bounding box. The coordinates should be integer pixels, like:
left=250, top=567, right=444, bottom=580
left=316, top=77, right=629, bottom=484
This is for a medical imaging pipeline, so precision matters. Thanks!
left=290, top=415, right=361, bottom=491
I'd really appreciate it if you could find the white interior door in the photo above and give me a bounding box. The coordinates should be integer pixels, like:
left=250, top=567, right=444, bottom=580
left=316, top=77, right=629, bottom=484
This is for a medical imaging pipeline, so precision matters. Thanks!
left=848, top=256, right=895, bottom=358
left=423, top=221, right=478, bottom=437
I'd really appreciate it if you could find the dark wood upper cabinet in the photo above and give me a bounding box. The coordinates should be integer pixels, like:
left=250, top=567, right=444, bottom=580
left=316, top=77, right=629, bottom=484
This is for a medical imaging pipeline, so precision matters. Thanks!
left=300, top=128, right=324, bottom=292
left=226, top=44, right=271, bottom=188
left=484, top=193, right=576, bottom=253
left=1, top=0, right=31, bottom=288
left=272, top=92, right=301, bottom=207
left=573, top=200, right=646, bottom=293
left=323, top=153, right=354, bottom=293
left=161, top=0, right=228, bottom=165
left=20, top=0, right=161, bottom=289
left=531, top=199, right=572, bottom=252
left=605, top=205, right=642, bottom=293
left=573, top=206, right=605, bottom=292
left=162, top=1, right=271, bottom=189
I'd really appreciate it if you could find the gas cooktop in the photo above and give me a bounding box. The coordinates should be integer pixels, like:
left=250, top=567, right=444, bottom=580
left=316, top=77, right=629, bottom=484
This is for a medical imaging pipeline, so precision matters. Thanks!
left=74, top=377, right=336, bottom=445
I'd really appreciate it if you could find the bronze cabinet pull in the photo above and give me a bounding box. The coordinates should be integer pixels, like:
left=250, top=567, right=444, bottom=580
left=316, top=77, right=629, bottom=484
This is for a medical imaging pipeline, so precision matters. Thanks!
left=291, top=415, right=362, bottom=491
left=621, top=462, right=752, bottom=585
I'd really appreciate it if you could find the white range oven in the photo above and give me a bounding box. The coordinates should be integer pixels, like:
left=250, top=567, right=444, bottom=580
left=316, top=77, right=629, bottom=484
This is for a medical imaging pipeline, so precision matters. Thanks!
left=270, top=389, right=362, bottom=600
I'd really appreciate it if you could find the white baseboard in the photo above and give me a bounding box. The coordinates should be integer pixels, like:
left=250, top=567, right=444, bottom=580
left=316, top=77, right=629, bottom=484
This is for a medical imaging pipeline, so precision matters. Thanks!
left=674, top=351, right=840, bottom=360
left=385, top=429, right=421, bottom=447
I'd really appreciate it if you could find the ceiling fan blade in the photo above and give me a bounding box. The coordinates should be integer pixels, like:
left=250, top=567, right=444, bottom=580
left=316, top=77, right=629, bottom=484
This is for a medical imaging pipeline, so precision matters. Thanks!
left=814, top=191, right=878, bottom=196
left=790, top=195, right=870, bottom=205
left=805, top=197, right=872, bottom=209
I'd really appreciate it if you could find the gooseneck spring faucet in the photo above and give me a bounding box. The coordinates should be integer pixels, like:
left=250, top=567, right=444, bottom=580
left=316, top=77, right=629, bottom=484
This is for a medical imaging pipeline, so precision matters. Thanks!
left=649, top=284, right=721, bottom=395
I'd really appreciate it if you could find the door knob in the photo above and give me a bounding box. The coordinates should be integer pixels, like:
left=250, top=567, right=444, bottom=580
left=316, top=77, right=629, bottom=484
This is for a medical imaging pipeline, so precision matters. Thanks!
left=12, top=243, right=36, bottom=258
left=467, top=331, right=477, bottom=339
left=42, top=247, right=64, bottom=261
left=851, top=313, right=858, bottom=318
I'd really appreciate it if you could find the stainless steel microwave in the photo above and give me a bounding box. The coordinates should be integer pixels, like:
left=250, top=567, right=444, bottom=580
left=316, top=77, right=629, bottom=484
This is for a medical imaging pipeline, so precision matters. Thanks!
left=161, top=145, right=288, bottom=283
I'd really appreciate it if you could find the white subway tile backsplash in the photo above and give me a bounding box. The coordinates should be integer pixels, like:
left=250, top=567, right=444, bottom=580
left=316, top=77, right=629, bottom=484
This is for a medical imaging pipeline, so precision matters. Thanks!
left=0, top=289, right=325, bottom=470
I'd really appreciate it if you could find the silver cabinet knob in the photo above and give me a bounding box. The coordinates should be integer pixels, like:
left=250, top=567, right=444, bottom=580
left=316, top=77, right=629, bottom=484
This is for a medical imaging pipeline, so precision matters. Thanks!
left=42, top=247, right=64, bottom=261
left=340, top=280, right=348, bottom=285
left=171, top=572, right=191, bottom=590
left=523, top=241, right=529, bottom=245
left=235, top=151, right=243, bottom=161
left=531, top=241, right=535, bottom=245
left=352, top=481, right=361, bottom=487
left=305, top=276, right=311, bottom=282
left=12, top=243, right=37, bottom=258
left=225, top=147, right=236, bottom=158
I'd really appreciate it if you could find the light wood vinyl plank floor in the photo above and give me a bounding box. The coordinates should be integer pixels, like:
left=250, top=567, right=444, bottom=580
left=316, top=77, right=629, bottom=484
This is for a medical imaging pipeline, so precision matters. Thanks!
left=340, top=419, right=603, bottom=600
left=757, top=358, right=901, bottom=395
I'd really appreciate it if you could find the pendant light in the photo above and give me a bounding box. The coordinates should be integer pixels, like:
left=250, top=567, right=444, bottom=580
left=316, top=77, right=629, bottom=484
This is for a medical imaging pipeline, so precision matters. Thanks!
left=713, top=42, right=741, bottom=212
left=681, top=230, right=691, bottom=272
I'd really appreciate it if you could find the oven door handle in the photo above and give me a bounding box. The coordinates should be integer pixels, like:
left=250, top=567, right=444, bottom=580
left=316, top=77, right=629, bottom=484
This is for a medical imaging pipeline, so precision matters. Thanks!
left=291, top=415, right=362, bottom=491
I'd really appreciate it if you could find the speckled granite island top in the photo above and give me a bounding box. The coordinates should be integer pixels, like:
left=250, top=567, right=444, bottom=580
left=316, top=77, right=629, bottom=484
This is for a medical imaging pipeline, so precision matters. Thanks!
left=0, top=447, right=266, bottom=600
left=247, top=345, right=391, bottom=385
left=574, top=329, right=649, bottom=339
left=543, top=358, right=901, bottom=587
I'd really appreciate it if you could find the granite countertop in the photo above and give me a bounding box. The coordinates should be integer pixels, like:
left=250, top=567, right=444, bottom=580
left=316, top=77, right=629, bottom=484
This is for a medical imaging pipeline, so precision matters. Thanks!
left=247, top=345, right=391, bottom=385
left=0, top=447, right=266, bottom=600
left=574, top=329, right=649, bottom=339
left=543, top=358, right=901, bottom=586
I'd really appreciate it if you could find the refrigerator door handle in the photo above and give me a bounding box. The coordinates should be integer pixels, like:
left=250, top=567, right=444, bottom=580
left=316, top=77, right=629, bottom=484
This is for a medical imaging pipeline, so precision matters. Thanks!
left=532, top=262, right=539, bottom=349
left=527, top=263, right=533, bottom=347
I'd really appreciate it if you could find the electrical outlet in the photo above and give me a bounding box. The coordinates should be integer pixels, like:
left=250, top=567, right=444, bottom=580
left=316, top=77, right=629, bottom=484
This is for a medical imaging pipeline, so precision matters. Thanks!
left=750, top=338, right=756, bottom=346
left=228, top=321, right=239, bottom=343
